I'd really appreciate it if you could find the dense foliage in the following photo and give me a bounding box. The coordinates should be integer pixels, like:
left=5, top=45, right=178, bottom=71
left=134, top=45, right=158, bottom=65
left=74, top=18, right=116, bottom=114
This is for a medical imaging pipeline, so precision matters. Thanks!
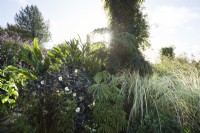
left=1, top=1, right=200, bottom=133
left=160, top=46, right=175, bottom=59
left=1, top=37, right=200, bottom=133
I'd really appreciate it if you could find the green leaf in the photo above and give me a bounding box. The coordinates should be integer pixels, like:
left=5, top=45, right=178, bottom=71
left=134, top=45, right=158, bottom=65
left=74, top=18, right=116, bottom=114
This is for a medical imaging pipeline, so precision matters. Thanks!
left=0, top=69, right=3, bottom=75
left=11, top=90, right=19, bottom=98
left=8, top=83, right=18, bottom=90
left=88, top=83, right=110, bottom=100
left=0, top=82, right=2, bottom=88
left=33, top=38, right=43, bottom=61
left=4, top=66, right=37, bottom=80
left=8, top=99, right=16, bottom=104
left=1, top=96, right=9, bottom=104
left=94, top=71, right=110, bottom=83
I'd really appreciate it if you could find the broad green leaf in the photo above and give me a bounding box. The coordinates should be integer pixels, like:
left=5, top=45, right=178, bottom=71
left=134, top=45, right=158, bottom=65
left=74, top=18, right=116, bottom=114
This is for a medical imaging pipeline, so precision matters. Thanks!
left=8, top=99, right=16, bottom=104
left=0, top=82, right=2, bottom=88
left=33, top=38, right=43, bottom=61
left=4, top=66, right=37, bottom=80
left=2, top=96, right=9, bottom=104
left=11, top=90, right=19, bottom=98
left=94, top=71, right=110, bottom=83
left=88, top=83, right=110, bottom=100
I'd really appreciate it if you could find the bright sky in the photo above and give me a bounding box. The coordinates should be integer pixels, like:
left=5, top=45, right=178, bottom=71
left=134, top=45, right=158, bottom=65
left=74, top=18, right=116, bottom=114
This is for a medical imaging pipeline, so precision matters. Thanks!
left=1, top=0, right=200, bottom=62
left=144, top=0, right=200, bottom=62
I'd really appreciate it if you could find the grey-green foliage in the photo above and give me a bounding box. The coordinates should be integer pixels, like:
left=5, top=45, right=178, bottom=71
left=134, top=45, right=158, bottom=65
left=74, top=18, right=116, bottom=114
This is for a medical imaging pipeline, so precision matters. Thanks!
left=118, top=61, right=200, bottom=132
left=88, top=71, right=127, bottom=133
left=15, top=5, right=51, bottom=44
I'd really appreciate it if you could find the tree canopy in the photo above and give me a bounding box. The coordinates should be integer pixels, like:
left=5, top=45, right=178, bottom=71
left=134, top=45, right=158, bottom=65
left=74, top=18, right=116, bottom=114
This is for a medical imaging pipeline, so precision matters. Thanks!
left=15, top=5, right=51, bottom=44
left=160, top=46, right=175, bottom=59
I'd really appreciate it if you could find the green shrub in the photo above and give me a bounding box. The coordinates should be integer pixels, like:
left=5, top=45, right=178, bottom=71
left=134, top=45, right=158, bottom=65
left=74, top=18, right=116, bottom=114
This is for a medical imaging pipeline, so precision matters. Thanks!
left=0, top=67, right=26, bottom=111
left=11, top=114, right=36, bottom=133
left=88, top=71, right=127, bottom=133
left=0, top=40, right=22, bottom=69
left=48, top=38, right=108, bottom=76
left=10, top=38, right=94, bottom=132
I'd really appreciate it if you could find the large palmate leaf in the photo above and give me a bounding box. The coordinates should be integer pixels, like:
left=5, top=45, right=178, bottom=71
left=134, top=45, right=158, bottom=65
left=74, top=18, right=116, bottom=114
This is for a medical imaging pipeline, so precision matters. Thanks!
left=93, top=71, right=110, bottom=83
left=88, top=83, right=110, bottom=100
left=88, top=71, right=127, bottom=133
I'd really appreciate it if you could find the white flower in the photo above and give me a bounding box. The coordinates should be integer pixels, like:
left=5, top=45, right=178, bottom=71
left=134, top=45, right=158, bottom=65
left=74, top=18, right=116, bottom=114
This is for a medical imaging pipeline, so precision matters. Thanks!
left=73, top=93, right=77, bottom=97
left=58, top=76, right=62, bottom=81
left=41, top=80, right=45, bottom=85
left=74, top=69, right=78, bottom=74
left=65, top=87, right=69, bottom=91
left=76, top=107, right=80, bottom=113
left=92, top=101, right=95, bottom=106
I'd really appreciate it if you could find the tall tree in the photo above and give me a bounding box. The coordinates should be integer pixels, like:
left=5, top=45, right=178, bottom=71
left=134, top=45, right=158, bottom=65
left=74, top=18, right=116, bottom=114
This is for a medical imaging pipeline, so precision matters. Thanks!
left=15, top=5, right=51, bottom=44
left=102, top=0, right=149, bottom=48
left=101, top=0, right=151, bottom=74
left=5, top=23, right=32, bottom=41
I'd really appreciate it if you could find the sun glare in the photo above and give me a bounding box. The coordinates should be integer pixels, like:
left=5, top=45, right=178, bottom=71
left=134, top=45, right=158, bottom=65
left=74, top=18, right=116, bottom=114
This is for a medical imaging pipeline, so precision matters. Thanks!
left=92, top=33, right=111, bottom=46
